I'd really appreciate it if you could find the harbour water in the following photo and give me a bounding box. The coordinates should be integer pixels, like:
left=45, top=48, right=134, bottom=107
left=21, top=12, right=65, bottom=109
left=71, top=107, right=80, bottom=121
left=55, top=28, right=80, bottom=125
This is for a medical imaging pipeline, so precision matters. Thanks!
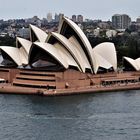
left=0, top=90, right=140, bottom=140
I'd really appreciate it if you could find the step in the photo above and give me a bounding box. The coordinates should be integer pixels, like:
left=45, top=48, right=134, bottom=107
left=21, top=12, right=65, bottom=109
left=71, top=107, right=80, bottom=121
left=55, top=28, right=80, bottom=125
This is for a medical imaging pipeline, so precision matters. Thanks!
left=13, top=79, right=56, bottom=89
left=19, top=70, right=55, bottom=77
left=0, top=68, right=10, bottom=72
left=16, top=74, right=56, bottom=81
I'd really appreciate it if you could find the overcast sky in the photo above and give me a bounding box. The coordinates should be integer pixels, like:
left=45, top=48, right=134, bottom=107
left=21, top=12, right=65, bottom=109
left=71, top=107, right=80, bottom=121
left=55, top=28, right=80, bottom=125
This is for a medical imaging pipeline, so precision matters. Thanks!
left=0, top=0, right=140, bottom=20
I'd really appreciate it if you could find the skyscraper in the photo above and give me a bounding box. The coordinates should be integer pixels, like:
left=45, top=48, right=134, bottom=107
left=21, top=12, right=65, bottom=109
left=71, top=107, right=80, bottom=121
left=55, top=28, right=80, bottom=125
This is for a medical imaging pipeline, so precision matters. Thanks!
left=47, top=13, right=53, bottom=23
left=112, top=14, right=131, bottom=29
left=54, top=13, right=59, bottom=22
left=136, top=17, right=140, bottom=24
left=72, top=15, right=77, bottom=22
left=77, top=15, right=83, bottom=23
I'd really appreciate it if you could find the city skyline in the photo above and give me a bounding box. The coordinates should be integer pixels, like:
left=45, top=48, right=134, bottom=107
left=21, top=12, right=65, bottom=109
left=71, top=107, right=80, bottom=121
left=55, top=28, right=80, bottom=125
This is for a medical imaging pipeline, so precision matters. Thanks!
left=0, top=0, right=139, bottom=20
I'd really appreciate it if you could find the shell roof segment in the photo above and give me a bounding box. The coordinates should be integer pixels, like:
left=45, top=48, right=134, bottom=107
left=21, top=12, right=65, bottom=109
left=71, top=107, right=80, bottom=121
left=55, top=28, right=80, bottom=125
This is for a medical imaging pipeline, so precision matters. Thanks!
left=92, top=42, right=117, bottom=73
left=58, top=17, right=94, bottom=70
left=16, top=37, right=32, bottom=54
left=30, top=24, right=48, bottom=42
left=29, top=42, right=69, bottom=69
left=123, top=56, right=140, bottom=71
left=0, top=46, right=27, bottom=66
left=46, top=32, right=91, bottom=72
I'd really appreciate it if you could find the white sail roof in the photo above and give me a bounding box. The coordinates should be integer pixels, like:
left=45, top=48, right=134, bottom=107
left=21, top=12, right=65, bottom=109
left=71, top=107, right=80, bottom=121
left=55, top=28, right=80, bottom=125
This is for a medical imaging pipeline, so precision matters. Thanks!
left=30, top=42, right=69, bottom=69
left=92, top=51, right=113, bottom=74
left=53, top=42, right=81, bottom=71
left=47, top=32, right=92, bottom=72
left=123, top=56, right=140, bottom=71
left=30, top=24, right=48, bottom=42
left=68, top=36, right=92, bottom=72
left=0, top=46, right=28, bottom=66
left=93, top=42, right=117, bottom=73
left=58, top=17, right=94, bottom=69
left=16, top=37, right=32, bottom=54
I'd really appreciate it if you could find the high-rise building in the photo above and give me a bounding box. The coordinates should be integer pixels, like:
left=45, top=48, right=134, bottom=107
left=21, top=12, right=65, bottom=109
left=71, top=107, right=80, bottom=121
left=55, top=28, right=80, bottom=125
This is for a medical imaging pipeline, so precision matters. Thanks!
left=136, top=17, right=140, bottom=24
left=47, top=13, right=53, bottom=23
left=121, top=14, right=131, bottom=29
left=112, top=14, right=131, bottom=29
left=54, top=13, right=59, bottom=22
left=72, top=15, right=77, bottom=22
left=77, top=15, right=83, bottom=23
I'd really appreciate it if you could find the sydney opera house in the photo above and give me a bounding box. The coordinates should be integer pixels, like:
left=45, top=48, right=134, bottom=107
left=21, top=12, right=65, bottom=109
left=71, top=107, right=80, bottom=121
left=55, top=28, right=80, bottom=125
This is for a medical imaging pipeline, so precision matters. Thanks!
left=0, top=17, right=139, bottom=96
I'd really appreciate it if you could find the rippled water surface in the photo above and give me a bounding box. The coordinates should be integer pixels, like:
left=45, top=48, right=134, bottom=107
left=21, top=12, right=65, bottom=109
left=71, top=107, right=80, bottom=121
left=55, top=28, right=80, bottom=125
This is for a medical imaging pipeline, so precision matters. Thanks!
left=0, top=90, right=140, bottom=140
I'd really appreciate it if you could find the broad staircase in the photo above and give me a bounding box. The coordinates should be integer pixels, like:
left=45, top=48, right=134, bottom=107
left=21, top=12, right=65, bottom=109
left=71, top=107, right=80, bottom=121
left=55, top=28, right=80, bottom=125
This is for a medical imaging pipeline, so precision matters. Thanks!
left=12, top=70, right=56, bottom=89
